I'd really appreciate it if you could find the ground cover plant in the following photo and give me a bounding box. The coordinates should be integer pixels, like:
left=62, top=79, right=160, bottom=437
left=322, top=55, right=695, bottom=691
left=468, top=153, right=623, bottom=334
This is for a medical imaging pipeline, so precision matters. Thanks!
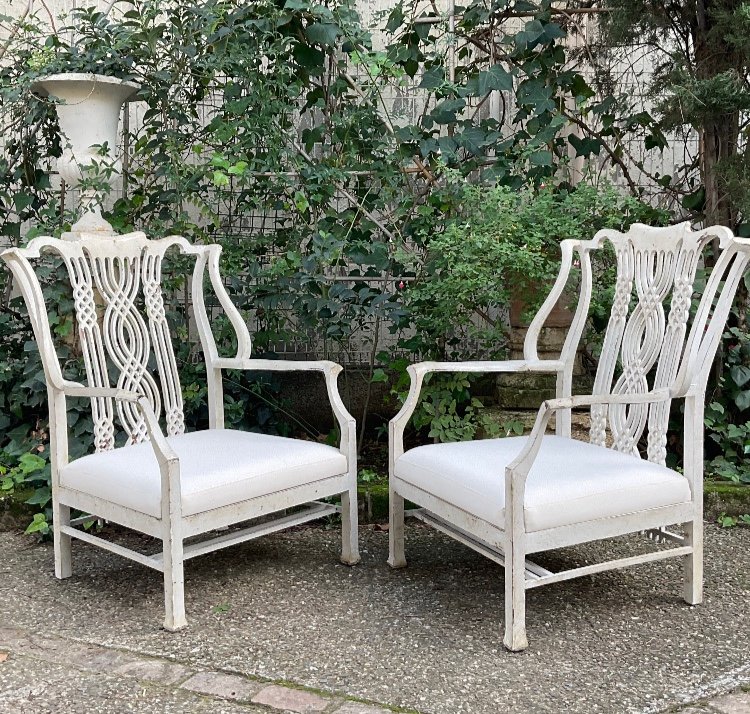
left=0, top=0, right=748, bottom=532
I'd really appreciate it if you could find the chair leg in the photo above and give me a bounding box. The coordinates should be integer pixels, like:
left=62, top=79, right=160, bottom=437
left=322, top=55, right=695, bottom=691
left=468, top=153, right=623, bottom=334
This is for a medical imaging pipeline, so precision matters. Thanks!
left=683, top=519, right=703, bottom=605
left=162, top=533, right=187, bottom=631
left=53, top=500, right=72, bottom=580
left=503, top=537, right=528, bottom=652
left=387, top=487, right=407, bottom=569
left=340, top=486, right=361, bottom=565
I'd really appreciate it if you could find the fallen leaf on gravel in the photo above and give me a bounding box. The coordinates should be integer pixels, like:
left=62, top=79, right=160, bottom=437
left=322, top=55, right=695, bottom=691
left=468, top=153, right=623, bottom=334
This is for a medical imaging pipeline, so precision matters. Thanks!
left=0, top=652, right=8, bottom=663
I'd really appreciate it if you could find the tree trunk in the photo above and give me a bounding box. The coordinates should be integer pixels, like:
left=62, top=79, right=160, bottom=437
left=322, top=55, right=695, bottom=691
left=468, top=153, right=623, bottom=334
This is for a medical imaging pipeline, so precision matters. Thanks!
left=692, top=0, right=741, bottom=228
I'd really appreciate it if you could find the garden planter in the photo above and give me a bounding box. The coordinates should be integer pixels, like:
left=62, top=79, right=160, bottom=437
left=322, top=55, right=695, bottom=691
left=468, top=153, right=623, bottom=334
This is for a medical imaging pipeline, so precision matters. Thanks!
left=32, top=73, right=139, bottom=238
left=498, top=288, right=588, bottom=408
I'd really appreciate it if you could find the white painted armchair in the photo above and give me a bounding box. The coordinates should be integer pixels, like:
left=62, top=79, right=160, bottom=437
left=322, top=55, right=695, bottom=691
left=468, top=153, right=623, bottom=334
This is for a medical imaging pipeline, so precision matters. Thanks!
left=388, top=222, right=750, bottom=651
left=2, top=231, right=360, bottom=630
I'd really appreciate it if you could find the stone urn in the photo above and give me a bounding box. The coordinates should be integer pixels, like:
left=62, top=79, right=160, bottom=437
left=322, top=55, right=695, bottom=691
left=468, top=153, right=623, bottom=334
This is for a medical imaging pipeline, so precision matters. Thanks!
left=32, top=73, right=139, bottom=238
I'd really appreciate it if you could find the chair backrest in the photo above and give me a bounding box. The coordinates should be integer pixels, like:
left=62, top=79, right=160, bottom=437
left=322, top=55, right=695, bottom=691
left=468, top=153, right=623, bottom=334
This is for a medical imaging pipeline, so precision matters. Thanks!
left=2, top=232, right=252, bottom=451
left=524, top=222, right=750, bottom=465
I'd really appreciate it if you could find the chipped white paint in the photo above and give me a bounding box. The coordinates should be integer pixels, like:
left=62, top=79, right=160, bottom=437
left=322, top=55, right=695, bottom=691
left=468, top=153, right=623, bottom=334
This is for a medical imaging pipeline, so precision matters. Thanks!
left=389, top=222, right=750, bottom=651
left=1, top=231, right=360, bottom=630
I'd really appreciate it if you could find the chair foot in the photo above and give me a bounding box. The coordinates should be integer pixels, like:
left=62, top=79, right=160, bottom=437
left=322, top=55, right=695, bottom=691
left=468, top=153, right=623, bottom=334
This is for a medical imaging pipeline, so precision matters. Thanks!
left=387, top=554, right=407, bottom=569
left=388, top=487, right=406, bottom=568
left=163, top=615, right=188, bottom=632
left=163, top=532, right=186, bottom=633
left=503, top=630, right=529, bottom=652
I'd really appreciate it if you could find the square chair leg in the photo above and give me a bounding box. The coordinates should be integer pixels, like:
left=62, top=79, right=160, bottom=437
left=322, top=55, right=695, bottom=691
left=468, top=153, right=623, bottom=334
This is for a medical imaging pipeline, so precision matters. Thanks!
left=503, top=536, right=528, bottom=652
left=340, top=486, right=361, bottom=566
left=387, top=487, right=407, bottom=569
left=683, top=519, right=703, bottom=605
left=53, top=500, right=72, bottom=580
left=162, top=534, right=187, bottom=631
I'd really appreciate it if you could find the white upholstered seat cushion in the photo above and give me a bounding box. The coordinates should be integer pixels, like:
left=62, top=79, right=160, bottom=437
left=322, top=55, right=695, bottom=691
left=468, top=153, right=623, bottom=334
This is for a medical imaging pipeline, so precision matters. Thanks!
left=394, top=435, right=691, bottom=532
left=60, top=429, right=348, bottom=518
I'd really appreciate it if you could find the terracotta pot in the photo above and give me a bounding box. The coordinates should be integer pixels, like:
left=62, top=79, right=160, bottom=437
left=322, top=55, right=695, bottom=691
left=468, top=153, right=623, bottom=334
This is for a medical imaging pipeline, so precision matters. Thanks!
left=509, top=290, right=575, bottom=329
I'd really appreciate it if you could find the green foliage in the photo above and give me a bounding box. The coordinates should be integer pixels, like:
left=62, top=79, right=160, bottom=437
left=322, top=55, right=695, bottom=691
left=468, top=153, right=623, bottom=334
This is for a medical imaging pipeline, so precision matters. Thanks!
left=599, top=0, right=750, bottom=228
left=401, top=179, right=668, bottom=360
left=718, top=513, right=750, bottom=528
left=358, top=467, right=385, bottom=484
left=705, top=327, right=750, bottom=485
left=2, top=0, right=745, bottom=533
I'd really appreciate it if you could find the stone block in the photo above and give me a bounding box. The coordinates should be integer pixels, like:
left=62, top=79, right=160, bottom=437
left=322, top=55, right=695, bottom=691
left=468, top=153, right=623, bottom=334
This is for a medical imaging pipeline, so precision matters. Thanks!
left=710, top=690, right=750, bottom=714
left=252, top=684, right=330, bottom=713
left=181, top=671, right=260, bottom=701
left=112, top=659, right=191, bottom=685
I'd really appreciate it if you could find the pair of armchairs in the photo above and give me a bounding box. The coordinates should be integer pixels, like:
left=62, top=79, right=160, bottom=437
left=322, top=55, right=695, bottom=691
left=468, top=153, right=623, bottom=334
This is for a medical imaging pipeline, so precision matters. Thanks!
left=3, top=222, right=747, bottom=651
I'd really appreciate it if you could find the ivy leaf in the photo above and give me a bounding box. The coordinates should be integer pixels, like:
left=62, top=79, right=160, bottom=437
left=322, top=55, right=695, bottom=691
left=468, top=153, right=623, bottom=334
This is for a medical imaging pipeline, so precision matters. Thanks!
left=419, top=65, right=445, bottom=89
left=24, top=513, right=49, bottom=535
left=430, top=98, right=465, bottom=124
left=645, top=131, right=667, bottom=150
left=212, top=171, right=229, bottom=187
left=568, top=134, right=602, bottom=157
left=682, top=187, right=705, bottom=212
left=730, top=365, right=750, bottom=388
left=543, top=22, right=566, bottom=41
left=386, top=5, right=404, bottom=33
left=528, top=149, right=553, bottom=166
left=25, top=486, right=51, bottom=506
left=293, top=43, right=325, bottom=72
left=13, top=192, right=33, bottom=212
left=477, top=65, right=513, bottom=94
left=304, top=22, right=339, bottom=46
left=734, top=389, right=750, bottom=411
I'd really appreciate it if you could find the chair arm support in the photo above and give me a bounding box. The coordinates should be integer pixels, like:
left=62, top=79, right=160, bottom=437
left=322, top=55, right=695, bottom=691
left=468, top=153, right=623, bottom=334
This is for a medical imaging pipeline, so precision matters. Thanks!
left=506, top=388, right=674, bottom=497
left=388, top=360, right=564, bottom=467
left=60, top=385, right=179, bottom=469
left=213, top=358, right=355, bottom=461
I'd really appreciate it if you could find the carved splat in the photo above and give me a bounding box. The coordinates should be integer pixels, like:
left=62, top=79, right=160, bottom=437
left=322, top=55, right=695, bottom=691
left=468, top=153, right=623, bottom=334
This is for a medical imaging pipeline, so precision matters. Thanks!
left=590, top=224, right=712, bottom=463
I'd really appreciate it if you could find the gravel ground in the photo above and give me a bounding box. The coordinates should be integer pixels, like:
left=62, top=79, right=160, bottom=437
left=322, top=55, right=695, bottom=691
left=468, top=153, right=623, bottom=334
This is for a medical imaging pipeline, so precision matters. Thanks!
left=0, top=522, right=749, bottom=714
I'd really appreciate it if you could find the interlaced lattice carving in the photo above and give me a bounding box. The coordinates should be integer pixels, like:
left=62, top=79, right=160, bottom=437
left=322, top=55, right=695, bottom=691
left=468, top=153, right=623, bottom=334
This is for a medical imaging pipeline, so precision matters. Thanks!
left=590, top=249, right=634, bottom=447
left=56, top=235, right=187, bottom=447
left=142, top=251, right=185, bottom=436
left=90, top=251, right=162, bottom=443
left=65, top=253, right=116, bottom=451
left=589, top=227, right=711, bottom=462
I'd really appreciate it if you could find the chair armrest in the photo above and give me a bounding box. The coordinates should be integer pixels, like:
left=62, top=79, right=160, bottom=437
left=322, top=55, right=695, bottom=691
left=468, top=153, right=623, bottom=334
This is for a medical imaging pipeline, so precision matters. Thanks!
left=501, top=388, right=678, bottom=536
left=506, top=388, right=674, bottom=488
left=61, top=385, right=178, bottom=465
left=213, top=358, right=355, bottom=461
left=388, top=360, right=564, bottom=466
left=407, top=359, right=564, bottom=378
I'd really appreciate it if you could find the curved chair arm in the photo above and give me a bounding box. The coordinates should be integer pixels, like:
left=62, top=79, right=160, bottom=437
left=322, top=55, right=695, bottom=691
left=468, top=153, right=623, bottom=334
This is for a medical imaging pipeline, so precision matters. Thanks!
left=505, top=388, right=674, bottom=499
left=389, top=359, right=565, bottom=465
left=62, top=385, right=180, bottom=512
left=213, top=358, right=355, bottom=459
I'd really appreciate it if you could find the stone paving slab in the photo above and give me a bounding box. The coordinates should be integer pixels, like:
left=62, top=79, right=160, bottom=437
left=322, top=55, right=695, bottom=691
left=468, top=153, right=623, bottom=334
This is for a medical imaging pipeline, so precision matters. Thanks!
left=0, top=626, right=401, bottom=714
left=709, top=690, right=750, bottom=714
left=251, top=684, right=331, bottom=712
left=1, top=524, right=749, bottom=713
left=0, top=650, right=266, bottom=714
left=181, top=671, right=262, bottom=701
